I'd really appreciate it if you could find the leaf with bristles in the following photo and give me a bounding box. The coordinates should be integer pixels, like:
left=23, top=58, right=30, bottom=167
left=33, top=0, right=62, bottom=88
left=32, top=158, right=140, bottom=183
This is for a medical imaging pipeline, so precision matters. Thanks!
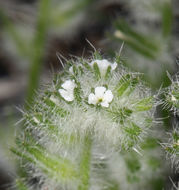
left=134, top=97, right=153, bottom=111
left=93, top=62, right=101, bottom=80
left=16, top=179, right=29, bottom=190
left=14, top=139, right=78, bottom=181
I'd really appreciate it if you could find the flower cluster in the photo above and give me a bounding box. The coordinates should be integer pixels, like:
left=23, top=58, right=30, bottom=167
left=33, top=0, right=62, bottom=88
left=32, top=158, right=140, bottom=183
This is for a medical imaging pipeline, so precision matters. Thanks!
left=162, top=73, right=179, bottom=116
left=162, top=124, right=179, bottom=170
left=12, top=55, right=157, bottom=190
left=161, top=73, right=179, bottom=172
left=59, top=59, right=115, bottom=107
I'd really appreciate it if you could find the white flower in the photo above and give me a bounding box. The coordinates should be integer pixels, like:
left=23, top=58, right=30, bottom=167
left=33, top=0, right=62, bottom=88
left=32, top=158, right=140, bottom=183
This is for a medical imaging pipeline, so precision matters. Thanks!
left=58, top=80, right=76, bottom=102
left=69, top=66, right=74, bottom=74
left=171, top=95, right=177, bottom=102
left=88, top=86, right=113, bottom=107
left=89, top=59, right=117, bottom=76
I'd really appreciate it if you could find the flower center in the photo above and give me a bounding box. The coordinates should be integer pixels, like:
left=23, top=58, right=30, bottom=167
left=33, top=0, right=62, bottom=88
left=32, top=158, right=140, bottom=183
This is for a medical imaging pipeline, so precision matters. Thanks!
left=97, top=97, right=104, bottom=104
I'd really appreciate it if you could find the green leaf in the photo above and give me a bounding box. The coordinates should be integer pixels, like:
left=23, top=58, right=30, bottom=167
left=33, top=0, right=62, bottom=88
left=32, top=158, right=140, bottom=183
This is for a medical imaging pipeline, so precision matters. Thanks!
left=78, top=65, right=84, bottom=75
left=74, top=82, right=82, bottom=103
left=72, top=65, right=78, bottom=76
left=125, top=76, right=140, bottom=96
left=25, top=112, right=79, bottom=146
left=114, top=21, right=159, bottom=59
left=150, top=178, right=164, bottom=190
left=116, top=74, right=131, bottom=96
left=127, top=174, right=139, bottom=183
left=105, top=66, right=112, bottom=79
left=147, top=157, right=160, bottom=170
left=141, top=138, right=158, bottom=149
left=124, top=122, right=142, bottom=140
left=51, top=0, right=93, bottom=26
left=70, top=64, right=84, bottom=77
left=84, top=62, right=92, bottom=71
left=172, top=132, right=179, bottom=142
left=107, top=107, right=133, bottom=124
left=135, top=97, right=153, bottom=111
left=161, top=2, right=173, bottom=37
left=107, top=182, right=119, bottom=190
left=16, top=179, right=29, bottom=190
left=0, top=10, right=29, bottom=57
left=116, top=21, right=158, bottom=50
left=125, top=154, right=141, bottom=173
left=43, top=96, right=69, bottom=117
left=14, top=139, right=78, bottom=181
left=116, top=74, right=140, bottom=97
left=11, top=147, right=35, bottom=165
left=93, top=62, right=101, bottom=80
left=93, top=51, right=102, bottom=60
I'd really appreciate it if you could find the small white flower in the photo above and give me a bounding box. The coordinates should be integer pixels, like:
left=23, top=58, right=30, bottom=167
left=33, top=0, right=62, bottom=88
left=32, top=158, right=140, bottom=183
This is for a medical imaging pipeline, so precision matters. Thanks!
left=176, top=139, right=179, bottom=146
left=58, top=80, right=76, bottom=102
left=88, top=86, right=113, bottom=107
left=89, top=59, right=117, bottom=76
left=69, top=66, right=74, bottom=74
left=171, top=95, right=177, bottom=102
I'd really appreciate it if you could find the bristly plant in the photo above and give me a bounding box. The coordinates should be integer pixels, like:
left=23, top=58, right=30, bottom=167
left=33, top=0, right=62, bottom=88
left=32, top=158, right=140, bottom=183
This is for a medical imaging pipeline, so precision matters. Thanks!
left=112, top=0, right=174, bottom=88
left=162, top=73, right=179, bottom=116
left=12, top=52, right=166, bottom=190
left=162, top=73, right=179, bottom=167
left=160, top=72, right=179, bottom=189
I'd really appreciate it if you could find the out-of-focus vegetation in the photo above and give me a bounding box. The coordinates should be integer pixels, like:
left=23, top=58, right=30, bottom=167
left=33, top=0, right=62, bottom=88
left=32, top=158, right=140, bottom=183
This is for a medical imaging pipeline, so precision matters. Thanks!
left=0, top=0, right=95, bottom=108
left=0, top=0, right=178, bottom=189
left=112, top=0, right=177, bottom=88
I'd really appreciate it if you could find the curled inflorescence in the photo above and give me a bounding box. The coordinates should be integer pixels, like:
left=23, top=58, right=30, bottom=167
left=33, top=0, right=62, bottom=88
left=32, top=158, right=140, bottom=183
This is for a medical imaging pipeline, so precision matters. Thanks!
left=12, top=53, right=161, bottom=190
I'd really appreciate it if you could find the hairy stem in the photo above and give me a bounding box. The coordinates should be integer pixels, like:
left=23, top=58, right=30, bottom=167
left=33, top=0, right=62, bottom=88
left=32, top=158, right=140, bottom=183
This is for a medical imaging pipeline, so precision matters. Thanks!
left=78, top=134, right=92, bottom=190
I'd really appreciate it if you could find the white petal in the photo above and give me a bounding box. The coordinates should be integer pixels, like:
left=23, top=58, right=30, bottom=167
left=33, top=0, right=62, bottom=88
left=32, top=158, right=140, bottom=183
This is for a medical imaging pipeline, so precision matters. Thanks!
left=69, top=66, right=73, bottom=74
left=111, top=62, right=117, bottom=70
left=61, top=80, right=76, bottom=91
left=89, top=60, right=94, bottom=67
left=103, top=90, right=113, bottom=103
left=171, top=95, right=177, bottom=102
left=97, top=59, right=110, bottom=70
left=90, top=59, right=110, bottom=76
left=101, top=101, right=109, bottom=107
left=88, top=93, right=97, bottom=105
left=65, top=94, right=74, bottom=102
left=89, top=59, right=117, bottom=76
left=58, top=89, right=74, bottom=102
left=95, top=86, right=106, bottom=98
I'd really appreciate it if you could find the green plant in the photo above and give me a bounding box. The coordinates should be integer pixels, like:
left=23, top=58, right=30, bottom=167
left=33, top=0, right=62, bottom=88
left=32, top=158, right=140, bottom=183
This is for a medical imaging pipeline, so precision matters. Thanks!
left=11, top=53, right=165, bottom=190
left=162, top=73, right=179, bottom=166
left=0, top=0, right=93, bottom=109
left=112, top=0, right=174, bottom=88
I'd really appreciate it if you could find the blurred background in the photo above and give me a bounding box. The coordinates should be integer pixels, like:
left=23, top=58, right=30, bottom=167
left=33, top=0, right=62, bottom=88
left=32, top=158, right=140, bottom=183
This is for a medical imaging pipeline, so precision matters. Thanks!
left=0, top=0, right=178, bottom=189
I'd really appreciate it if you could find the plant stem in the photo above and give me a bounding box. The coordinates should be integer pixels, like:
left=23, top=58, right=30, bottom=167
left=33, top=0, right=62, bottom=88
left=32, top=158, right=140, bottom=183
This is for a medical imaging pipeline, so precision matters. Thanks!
left=78, top=134, right=92, bottom=190
left=25, top=0, right=50, bottom=110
